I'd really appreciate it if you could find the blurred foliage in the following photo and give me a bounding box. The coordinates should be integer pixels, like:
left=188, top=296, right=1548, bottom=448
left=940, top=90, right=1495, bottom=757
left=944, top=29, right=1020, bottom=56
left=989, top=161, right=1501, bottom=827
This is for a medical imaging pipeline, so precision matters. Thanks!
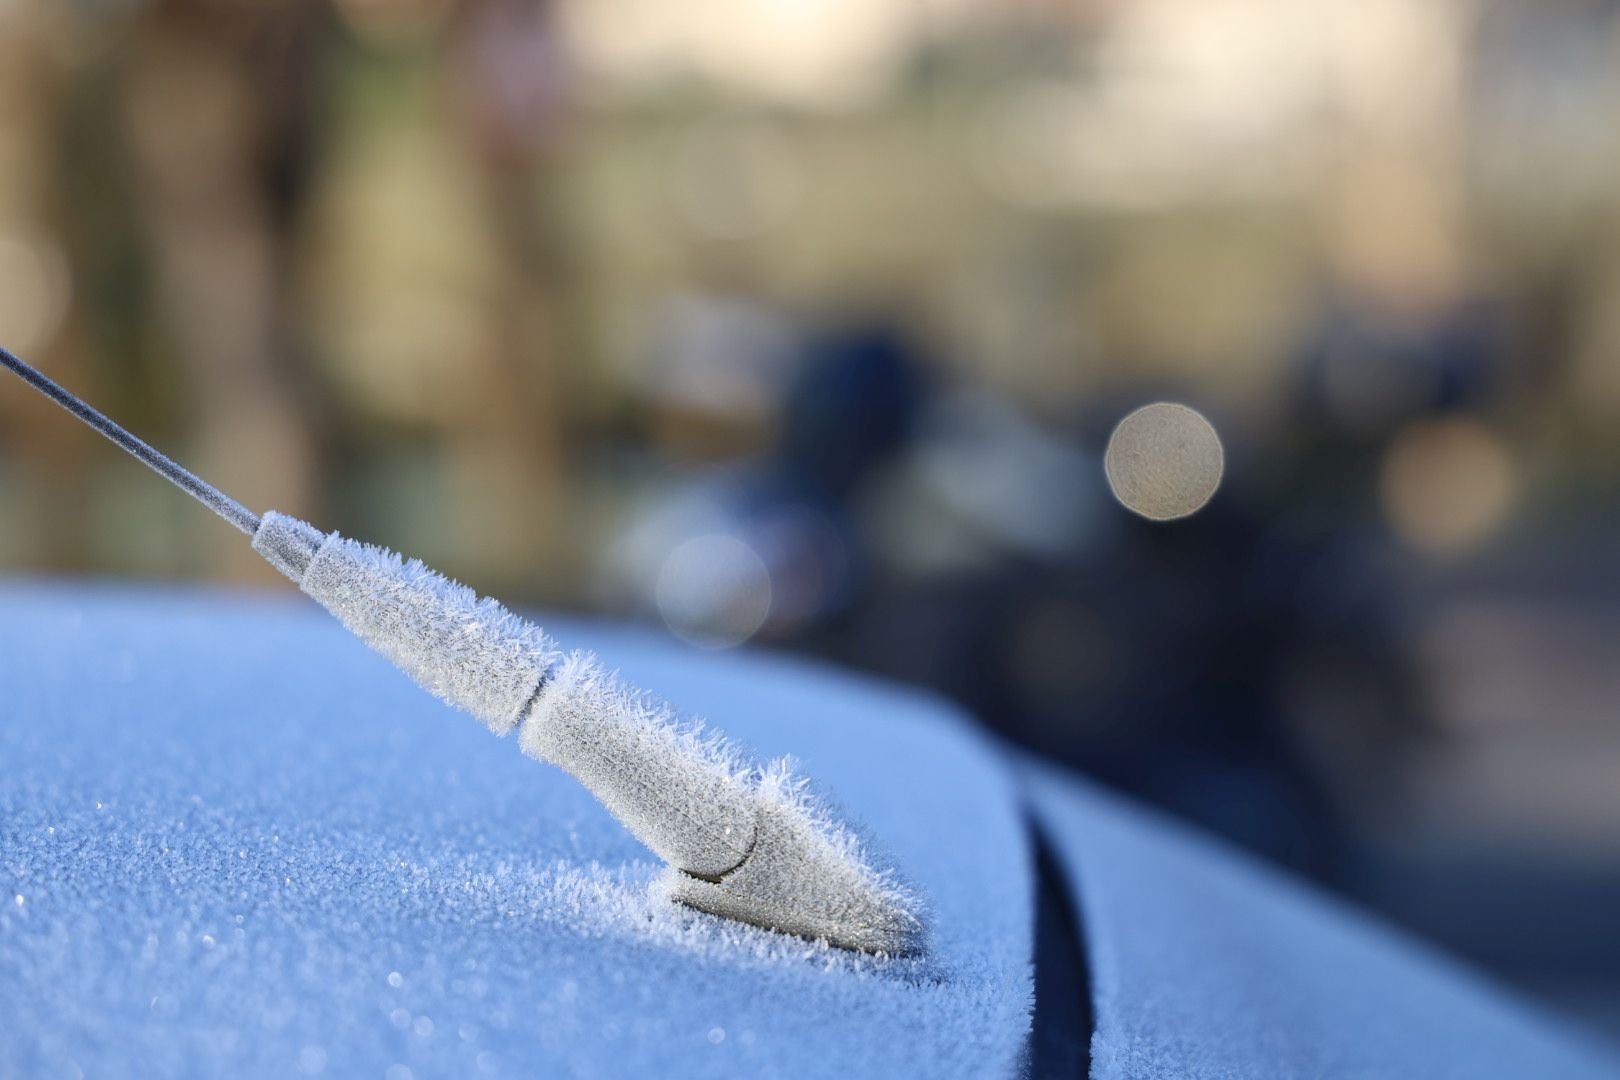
left=2, top=0, right=1617, bottom=590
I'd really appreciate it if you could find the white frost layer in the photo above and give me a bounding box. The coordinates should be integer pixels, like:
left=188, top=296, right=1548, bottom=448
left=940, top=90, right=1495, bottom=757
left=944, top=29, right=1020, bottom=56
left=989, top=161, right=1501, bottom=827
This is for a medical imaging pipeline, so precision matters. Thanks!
left=520, top=652, right=759, bottom=881
left=299, top=533, right=560, bottom=735
left=286, top=526, right=922, bottom=952
left=470, top=858, right=921, bottom=973
left=666, top=761, right=924, bottom=955
left=520, top=656, right=922, bottom=953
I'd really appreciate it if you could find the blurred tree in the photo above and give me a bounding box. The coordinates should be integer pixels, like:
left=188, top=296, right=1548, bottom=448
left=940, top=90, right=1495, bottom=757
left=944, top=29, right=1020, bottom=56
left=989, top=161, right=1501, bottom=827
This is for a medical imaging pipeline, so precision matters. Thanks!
left=122, top=0, right=326, bottom=580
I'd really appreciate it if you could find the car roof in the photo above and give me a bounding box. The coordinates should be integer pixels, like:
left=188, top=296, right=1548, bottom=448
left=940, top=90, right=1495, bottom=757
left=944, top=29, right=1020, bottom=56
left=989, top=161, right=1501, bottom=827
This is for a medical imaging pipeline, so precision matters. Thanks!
left=5, top=583, right=1616, bottom=1079
left=0, top=584, right=1032, bottom=1079
left=1024, top=759, right=1620, bottom=1079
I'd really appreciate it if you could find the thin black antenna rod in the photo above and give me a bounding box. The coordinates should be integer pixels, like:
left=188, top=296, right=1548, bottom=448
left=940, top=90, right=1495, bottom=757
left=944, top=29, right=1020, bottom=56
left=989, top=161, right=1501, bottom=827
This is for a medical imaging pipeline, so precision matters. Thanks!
left=0, top=346, right=260, bottom=536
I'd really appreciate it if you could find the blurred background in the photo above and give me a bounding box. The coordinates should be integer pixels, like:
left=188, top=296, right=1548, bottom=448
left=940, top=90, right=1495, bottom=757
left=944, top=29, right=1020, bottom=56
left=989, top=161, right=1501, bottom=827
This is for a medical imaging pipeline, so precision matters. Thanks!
left=2, top=0, right=1619, bottom=1044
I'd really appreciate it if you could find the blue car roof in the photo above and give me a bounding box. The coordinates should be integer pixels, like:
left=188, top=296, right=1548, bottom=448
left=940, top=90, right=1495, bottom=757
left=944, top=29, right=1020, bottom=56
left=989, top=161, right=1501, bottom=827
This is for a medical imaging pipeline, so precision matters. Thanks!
left=2, top=583, right=1615, bottom=1078
left=1025, top=761, right=1620, bottom=1079
left=0, top=584, right=1031, bottom=1079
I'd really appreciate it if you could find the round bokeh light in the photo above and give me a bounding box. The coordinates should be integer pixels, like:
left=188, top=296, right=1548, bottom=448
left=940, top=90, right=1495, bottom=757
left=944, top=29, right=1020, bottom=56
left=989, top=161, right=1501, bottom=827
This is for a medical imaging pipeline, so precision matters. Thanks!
left=1104, top=402, right=1224, bottom=521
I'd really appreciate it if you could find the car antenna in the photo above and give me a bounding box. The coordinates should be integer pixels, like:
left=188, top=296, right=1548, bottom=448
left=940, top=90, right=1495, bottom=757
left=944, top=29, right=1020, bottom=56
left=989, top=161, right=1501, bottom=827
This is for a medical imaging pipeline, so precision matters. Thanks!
left=0, top=345, right=922, bottom=956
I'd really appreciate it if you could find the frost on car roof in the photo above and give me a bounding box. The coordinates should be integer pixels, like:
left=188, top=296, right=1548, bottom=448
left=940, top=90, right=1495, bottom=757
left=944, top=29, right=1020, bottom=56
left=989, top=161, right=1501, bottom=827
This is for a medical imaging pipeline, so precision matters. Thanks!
left=1024, top=760, right=1620, bottom=1080
left=0, top=586, right=1032, bottom=1079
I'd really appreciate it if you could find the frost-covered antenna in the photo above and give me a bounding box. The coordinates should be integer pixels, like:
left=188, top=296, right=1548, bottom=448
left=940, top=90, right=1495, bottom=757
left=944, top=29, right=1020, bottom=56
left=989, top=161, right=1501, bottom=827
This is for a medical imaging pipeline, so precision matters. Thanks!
left=0, top=344, right=922, bottom=954
left=0, top=346, right=260, bottom=535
